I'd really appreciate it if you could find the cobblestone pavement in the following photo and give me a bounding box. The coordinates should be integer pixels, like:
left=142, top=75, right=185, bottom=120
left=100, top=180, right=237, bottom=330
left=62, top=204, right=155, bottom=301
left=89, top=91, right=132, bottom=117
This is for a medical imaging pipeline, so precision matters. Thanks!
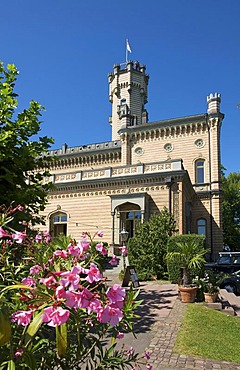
left=147, top=298, right=240, bottom=370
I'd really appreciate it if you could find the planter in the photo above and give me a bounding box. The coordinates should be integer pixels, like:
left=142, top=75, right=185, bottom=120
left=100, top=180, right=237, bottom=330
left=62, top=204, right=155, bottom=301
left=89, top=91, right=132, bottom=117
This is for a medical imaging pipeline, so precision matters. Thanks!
left=204, top=292, right=218, bottom=303
left=179, top=286, right=197, bottom=303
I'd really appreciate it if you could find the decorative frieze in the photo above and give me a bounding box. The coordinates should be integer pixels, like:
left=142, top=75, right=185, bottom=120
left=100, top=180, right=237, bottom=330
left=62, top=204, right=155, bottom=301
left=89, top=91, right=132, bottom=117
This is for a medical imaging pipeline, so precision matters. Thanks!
left=48, top=184, right=167, bottom=200
left=51, top=160, right=183, bottom=185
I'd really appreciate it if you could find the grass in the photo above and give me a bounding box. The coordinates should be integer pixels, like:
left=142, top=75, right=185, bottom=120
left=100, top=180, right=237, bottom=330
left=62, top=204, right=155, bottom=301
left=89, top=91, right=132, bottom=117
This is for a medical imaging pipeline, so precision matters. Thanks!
left=174, top=304, right=240, bottom=363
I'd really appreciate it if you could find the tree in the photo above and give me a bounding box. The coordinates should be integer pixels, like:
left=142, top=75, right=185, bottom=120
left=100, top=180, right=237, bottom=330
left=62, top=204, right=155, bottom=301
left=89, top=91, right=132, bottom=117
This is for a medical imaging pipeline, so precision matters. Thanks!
left=166, top=237, right=206, bottom=286
left=222, top=169, right=240, bottom=250
left=127, top=208, right=176, bottom=280
left=0, top=62, right=54, bottom=227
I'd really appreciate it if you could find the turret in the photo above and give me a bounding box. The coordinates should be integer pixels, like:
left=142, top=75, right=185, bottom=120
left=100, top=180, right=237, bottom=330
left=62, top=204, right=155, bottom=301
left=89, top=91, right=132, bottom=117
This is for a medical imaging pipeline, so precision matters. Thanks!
left=108, top=61, right=149, bottom=141
left=207, top=93, right=221, bottom=115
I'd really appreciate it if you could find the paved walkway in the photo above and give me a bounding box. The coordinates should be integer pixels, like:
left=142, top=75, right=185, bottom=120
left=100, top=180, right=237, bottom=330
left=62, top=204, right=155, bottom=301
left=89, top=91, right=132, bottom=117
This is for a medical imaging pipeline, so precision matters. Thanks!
left=147, top=296, right=240, bottom=370
left=105, top=265, right=240, bottom=370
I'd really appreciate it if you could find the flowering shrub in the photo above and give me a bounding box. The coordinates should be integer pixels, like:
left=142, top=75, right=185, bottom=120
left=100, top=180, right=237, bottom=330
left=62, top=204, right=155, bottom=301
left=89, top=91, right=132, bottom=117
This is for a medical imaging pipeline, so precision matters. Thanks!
left=0, top=205, right=152, bottom=369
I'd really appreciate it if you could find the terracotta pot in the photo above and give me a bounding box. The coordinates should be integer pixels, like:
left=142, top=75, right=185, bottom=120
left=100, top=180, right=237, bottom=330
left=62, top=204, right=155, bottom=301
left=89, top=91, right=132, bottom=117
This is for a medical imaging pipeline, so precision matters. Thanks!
left=179, top=286, right=197, bottom=303
left=204, top=292, right=218, bottom=303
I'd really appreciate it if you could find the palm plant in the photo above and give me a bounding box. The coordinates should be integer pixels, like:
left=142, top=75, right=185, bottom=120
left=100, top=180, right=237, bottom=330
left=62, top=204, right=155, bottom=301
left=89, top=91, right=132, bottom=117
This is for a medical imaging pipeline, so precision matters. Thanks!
left=166, top=240, right=207, bottom=286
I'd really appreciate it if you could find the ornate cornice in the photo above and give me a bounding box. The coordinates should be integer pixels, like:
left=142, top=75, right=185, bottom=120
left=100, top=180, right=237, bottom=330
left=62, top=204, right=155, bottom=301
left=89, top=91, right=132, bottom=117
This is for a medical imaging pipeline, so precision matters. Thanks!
left=49, top=172, right=186, bottom=196
left=48, top=184, right=170, bottom=200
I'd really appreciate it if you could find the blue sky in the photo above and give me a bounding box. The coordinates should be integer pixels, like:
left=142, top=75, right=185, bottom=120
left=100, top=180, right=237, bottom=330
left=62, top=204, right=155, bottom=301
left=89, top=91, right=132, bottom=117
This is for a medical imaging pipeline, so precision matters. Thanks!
left=1, top=0, right=240, bottom=174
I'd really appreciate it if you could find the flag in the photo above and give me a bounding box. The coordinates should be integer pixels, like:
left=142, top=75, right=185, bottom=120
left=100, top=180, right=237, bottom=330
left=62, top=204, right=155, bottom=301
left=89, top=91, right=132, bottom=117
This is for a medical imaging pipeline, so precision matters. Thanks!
left=126, top=39, right=132, bottom=53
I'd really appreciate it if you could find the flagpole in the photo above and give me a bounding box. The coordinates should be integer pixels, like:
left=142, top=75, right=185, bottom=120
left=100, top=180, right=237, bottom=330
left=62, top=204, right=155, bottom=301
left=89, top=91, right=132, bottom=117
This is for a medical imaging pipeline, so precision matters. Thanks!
left=125, top=39, right=132, bottom=65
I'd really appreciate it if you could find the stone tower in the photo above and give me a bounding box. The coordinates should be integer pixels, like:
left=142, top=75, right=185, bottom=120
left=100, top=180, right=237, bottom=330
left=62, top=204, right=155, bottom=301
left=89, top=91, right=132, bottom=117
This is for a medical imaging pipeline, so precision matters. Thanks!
left=108, top=61, right=149, bottom=141
left=206, top=92, right=224, bottom=250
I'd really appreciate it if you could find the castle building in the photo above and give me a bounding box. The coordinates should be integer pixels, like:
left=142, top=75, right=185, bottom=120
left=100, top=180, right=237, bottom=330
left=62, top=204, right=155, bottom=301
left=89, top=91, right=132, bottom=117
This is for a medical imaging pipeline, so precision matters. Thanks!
left=40, top=61, right=224, bottom=258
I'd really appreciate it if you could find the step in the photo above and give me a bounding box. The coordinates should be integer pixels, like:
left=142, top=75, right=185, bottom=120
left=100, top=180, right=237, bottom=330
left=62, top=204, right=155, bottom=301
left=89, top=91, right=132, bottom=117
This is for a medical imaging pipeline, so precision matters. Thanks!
left=219, top=289, right=240, bottom=316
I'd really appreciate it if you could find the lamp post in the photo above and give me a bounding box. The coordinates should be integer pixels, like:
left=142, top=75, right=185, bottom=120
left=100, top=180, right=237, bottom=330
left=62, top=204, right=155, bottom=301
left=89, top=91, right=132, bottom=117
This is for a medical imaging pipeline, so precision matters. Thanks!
left=120, top=227, right=129, bottom=270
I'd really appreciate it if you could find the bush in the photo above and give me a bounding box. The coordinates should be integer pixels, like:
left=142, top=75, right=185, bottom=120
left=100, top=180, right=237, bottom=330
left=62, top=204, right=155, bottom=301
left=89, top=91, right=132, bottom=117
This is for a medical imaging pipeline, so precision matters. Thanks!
left=127, top=208, right=176, bottom=280
left=0, top=206, right=152, bottom=369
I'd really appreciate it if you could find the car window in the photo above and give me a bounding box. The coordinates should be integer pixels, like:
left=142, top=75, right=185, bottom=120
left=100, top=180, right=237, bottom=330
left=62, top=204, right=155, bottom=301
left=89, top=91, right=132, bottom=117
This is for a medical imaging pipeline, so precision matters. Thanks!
left=218, top=256, right=231, bottom=264
left=233, top=257, right=240, bottom=264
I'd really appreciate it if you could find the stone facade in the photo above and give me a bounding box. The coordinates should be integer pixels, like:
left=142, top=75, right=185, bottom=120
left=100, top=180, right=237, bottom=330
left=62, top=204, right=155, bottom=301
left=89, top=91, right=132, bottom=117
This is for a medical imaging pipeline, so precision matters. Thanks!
left=38, top=61, right=224, bottom=258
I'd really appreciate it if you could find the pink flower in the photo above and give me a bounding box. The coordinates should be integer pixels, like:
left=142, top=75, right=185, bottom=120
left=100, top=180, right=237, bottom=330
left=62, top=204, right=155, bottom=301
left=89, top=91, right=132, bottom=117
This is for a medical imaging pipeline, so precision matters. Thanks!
left=35, top=234, right=42, bottom=243
left=15, top=348, right=23, bottom=357
left=12, top=231, right=27, bottom=244
left=29, top=265, right=43, bottom=275
left=119, top=246, right=128, bottom=256
left=55, top=285, right=66, bottom=300
left=109, top=255, right=118, bottom=266
left=86, top=263, right=102, bottom=283
left=0, top=227, right=9, bottom=238
left=97, top=231, right=104, bottom=237
left=77, top=240, right=90, bottom=253
left=21, top=276, right=36, bottom=287
left=40, top=275, right=56, bottom=288
left=17, top=205, right=24, bottom=212
left=67, top=243, right=80, bottom=257
left=53, top=249, right=69, bottom=259
left=127, top=347, right=134, bottom=356
left=78, top=287, right=94, bottom=308
left=106, top=285, right=126, bottom=305
left=42, top=306, right=70, bottom=327
left=11, top=310, right=33, bottom=326
left=43, top=231, right=51, bottom=243
left=65, top=287, right=94, bottom=309
left=81, top=232, right=88, bottom=238
left=117, top=332, right=124, bottom=339
left=97, top=305, right=123, bottom=326
left=96, top=242, right=107, bottom=256
left=146, top=365, right=152, bottom=370
left=88, top=297, right=102, bottom=314
left=65, top=291, right=83, bottom=308
left=60, top=266, right=81, bottom=290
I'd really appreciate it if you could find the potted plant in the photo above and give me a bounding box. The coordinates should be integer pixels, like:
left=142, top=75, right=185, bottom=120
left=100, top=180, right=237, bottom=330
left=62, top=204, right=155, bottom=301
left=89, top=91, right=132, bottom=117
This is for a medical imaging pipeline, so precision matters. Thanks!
left=200, top=271, right=222, bottom=303
left=166, top=239, right=206, bottom=303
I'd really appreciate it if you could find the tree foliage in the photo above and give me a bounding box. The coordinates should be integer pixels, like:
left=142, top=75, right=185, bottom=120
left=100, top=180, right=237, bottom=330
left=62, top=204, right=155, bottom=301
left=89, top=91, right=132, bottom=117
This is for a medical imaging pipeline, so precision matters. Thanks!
left=0, top=62, right=54, bottom=226
left=166, top=235, right=206, bottom=285
left=127, top=208, right=176, bottom=280
left=222, top=170, right=240, bottom=250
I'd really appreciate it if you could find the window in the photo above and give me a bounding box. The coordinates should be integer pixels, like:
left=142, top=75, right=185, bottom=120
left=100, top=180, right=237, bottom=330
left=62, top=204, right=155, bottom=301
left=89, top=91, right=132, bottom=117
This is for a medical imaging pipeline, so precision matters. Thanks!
left=197, top=218, right=206, bottom=236
left=218, top=256, right=231, bottom=265
left=51, top=212, right=68, bottom=237
left=125, top=211, right=141, bottom=238
left=195, top=160, right=205, bottom=183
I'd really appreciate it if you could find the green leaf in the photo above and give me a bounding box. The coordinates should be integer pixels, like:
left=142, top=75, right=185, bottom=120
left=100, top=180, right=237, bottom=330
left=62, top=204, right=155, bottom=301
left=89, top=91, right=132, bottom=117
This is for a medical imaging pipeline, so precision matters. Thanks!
left=7, top=360, right=15, bottom=370
left=24, top=310, right=44, bottom=346
left=56, top=323, right=67, bottom=358
left=0, top=307, right=11, bottom=346
left=23, top=349, right=37, bottom=370
left=0, top=284, right=34, bottom=298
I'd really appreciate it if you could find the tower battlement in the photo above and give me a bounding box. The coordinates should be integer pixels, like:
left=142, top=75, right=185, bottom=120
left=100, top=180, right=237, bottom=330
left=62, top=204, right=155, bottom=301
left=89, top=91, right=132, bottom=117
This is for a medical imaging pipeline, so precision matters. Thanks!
left=207, top=93, right=221, bottom=114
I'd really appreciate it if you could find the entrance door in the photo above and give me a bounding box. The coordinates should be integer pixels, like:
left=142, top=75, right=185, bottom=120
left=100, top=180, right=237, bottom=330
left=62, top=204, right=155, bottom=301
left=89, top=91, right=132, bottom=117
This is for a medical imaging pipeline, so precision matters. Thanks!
left=125, top=211, right=141, bottom=238
left=117, top=202, right=141, bottom=239
left=50, top=212, right=68, bottom=237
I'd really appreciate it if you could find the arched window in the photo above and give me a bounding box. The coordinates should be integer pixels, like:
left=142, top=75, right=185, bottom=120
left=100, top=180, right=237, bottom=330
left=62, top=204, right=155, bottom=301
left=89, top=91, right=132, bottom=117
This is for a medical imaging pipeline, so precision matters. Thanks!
left=195, top=159, right=205, bottom=183
left=50, top=212, right=68, bottom=237
left=197, top=218, right=206, bottom=236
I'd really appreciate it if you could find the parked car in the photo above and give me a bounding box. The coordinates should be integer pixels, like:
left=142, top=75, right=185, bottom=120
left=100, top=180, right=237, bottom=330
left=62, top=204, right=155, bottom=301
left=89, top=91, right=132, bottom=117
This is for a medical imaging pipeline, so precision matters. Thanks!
left=205, top=252, right=240, bottom=273
left=219, top=270, right=240, bottom=295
